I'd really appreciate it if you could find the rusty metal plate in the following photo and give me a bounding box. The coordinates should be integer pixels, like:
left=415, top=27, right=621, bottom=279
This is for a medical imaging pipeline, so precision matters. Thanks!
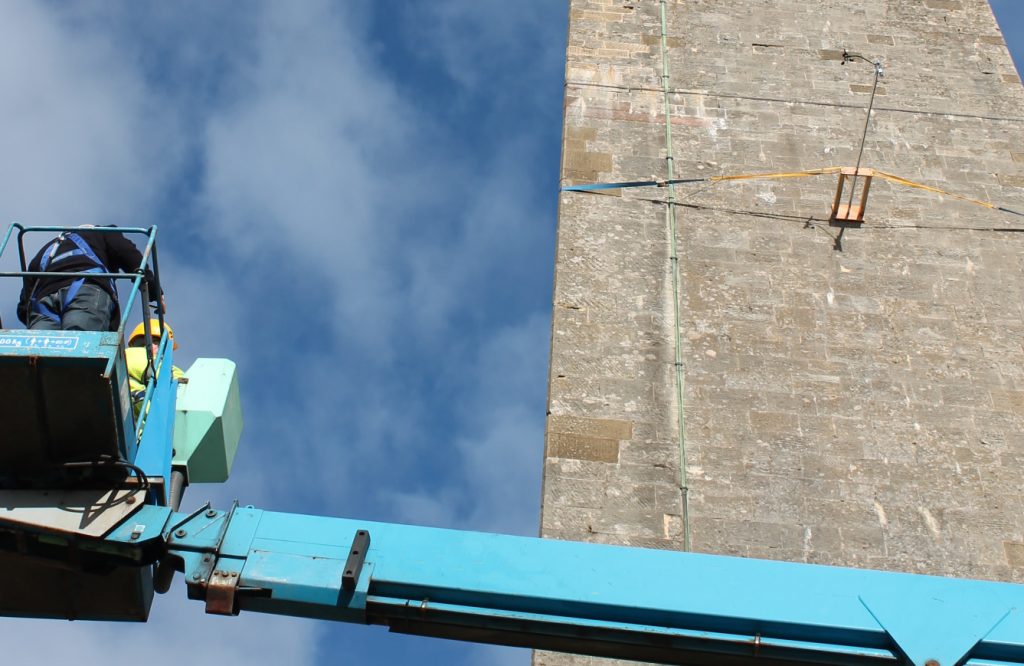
left=205, top=569, right=240, bottom=615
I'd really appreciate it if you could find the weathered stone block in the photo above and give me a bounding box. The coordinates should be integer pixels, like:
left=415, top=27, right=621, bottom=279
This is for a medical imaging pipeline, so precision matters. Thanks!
left=547, top=433, right=621, bottom=463
left=1006, top=542, right=1024, bottom=568
left=563, top=149, right=612, bottom=175
left=548, top=414, right=633, bottom=440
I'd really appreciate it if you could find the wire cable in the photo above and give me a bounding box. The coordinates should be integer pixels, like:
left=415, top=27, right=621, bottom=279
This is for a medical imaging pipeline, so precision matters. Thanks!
left=561, top=167, right=841, bottom=192
left=840, top=51, right=884, bottom=216
left=563, top=166, right=1024, bottom=218
left=61, top=455, right=151, bottom=506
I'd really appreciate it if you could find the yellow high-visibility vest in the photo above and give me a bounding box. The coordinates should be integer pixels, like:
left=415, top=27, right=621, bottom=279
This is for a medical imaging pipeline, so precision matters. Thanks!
left=125, top=346, right=184, bottom=413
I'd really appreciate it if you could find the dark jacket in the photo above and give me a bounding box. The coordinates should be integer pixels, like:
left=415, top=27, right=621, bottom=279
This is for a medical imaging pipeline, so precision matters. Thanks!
left=17, top=227, right=159, bottom=330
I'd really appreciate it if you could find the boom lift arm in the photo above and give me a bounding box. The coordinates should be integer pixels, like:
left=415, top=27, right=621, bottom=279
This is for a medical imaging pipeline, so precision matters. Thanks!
left=0, top=224, right=1023, bottom=666
left=128, top=501, right=1024, bottom=666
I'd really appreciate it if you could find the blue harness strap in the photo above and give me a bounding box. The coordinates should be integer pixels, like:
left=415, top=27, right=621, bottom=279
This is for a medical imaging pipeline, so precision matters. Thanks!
left=30, top=232, right=115, bottom=323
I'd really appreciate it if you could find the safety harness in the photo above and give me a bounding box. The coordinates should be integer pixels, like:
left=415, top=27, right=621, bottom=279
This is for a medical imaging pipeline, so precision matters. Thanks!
left=29, top=232, right=115, bottom=324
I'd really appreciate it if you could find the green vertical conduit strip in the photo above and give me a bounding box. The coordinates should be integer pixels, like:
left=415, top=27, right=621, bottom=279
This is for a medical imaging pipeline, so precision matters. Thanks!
left=659, top=0, right=690, bottom=552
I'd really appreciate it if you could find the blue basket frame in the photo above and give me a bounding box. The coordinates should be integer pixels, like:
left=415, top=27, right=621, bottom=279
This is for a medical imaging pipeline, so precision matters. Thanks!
left=0, top=222, right=172, bottom=438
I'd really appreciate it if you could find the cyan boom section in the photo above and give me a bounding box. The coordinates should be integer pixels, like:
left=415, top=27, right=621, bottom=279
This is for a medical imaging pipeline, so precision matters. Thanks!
left=161, top=506, right=1024, bottom=666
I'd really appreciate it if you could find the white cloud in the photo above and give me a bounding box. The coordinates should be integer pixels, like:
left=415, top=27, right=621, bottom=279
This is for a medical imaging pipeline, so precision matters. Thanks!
left=381, top=312, right=549, bottom=535
left=159, top=256, right=245, bottom=364
left=200, top=1, right=420, bottom=353
left=0, top=0, right=176, bottom=229
left=403, top=134, right=556, bottom=339
left=401, top=1, right=564, bottom=96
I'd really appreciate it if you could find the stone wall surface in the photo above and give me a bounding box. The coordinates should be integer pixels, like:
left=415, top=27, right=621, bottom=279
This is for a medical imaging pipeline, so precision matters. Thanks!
left=539, top=0, right=1024, bottom=664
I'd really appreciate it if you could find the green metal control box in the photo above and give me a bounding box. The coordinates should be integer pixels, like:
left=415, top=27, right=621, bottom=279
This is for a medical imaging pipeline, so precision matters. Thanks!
left=172, top=358, right=243, bottom=483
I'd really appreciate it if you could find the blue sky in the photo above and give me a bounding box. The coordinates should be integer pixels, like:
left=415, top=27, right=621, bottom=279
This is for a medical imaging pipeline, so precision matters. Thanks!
left=0, top=2, right=1020, bottom=665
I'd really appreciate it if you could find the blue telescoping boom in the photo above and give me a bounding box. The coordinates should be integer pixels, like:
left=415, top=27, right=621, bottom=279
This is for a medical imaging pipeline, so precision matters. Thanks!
left=1, top=224, right=1024, bottom=666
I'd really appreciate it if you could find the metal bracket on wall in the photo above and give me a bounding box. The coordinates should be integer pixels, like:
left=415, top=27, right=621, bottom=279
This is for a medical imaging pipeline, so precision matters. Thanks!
left=831, top=167, right=874, bottom=223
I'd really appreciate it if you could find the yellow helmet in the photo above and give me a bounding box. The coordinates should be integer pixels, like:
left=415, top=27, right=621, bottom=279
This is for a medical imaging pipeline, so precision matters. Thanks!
left=128, top=319, right=178, bottom=350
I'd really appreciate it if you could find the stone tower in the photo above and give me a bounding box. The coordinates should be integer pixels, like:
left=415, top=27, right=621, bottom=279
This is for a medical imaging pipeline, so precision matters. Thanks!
left=541, top=1, right=1024, bottom=664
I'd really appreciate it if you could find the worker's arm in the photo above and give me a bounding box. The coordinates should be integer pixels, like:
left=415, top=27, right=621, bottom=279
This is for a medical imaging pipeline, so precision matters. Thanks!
left=101, top=230, right=161, bottom=302
left=15, top=248, right=45, bottom=325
